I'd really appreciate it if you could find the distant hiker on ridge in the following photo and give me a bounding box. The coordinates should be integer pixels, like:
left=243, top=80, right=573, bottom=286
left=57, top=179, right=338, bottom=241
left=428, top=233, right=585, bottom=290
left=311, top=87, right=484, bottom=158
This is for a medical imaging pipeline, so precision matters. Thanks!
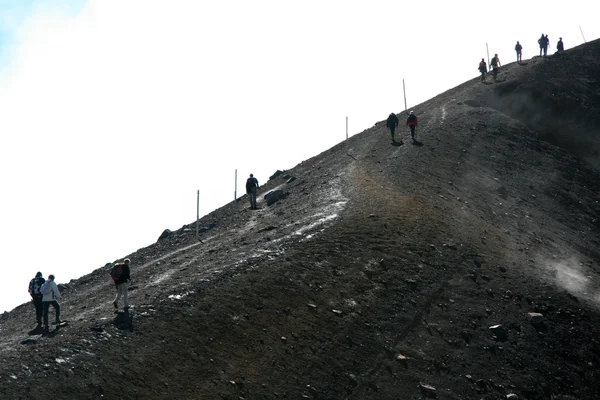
left=40, top=274, right=61, bottom=333
left=386, top=113, right=399, bottom=142
left=544, top=35, right=550, bottom=56
left=110, top=258, right=131, bottom=313
left=28, top=271, right=45, bottom=333
left=478, top=58, right=487, bottom=83
left=538, top=34, right=546, bottom=56
left=515, top=41, right=523, bottom=63
left=246, top=173, right=259, bottom=210
left=490, top=54, right=501, bottom=82
left=557, top=37, right=564, bottom=53
left=406, top=111, right=418, bottom=141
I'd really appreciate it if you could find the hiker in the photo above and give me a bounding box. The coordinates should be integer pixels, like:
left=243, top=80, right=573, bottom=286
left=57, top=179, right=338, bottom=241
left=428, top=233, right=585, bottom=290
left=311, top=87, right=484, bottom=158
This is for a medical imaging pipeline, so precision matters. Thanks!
left=111, top=258, right=131, bottom=313
left=386, top=113, right=399, bottom=141
left=246, top=173, right=259, bottom=210
left=406, top=111, right=418, bottom=141
left=544, top=35, right=549, bottom=56
left=490, top=54, right=501, bottom=82
left=557, top=37, right=564, bottom=53
left=515, top=41, right=523, bottom=63
left=478, top=58, right=487, bottom=82
left=28, top=272, right=45, bottom=331
left=41, top=274, right=61, bottom=333
left=538, top=34, right=546, bottom=56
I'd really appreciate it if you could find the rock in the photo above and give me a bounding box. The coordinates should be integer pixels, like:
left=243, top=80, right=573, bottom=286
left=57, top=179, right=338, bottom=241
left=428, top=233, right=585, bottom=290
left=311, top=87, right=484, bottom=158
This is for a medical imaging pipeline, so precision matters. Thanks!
left=269, top=170, right=284, bottom=180
left=489, top=324, right=508, bottom=341
left=286, top=176, right=296, bottom=184
left=347, top=374, right=358, bottom=387
left=419, top=382, right=437, bottom=398
left=506, top=394, right=519, bottom=399
left=527, top=312, right=544, bottom=324
left=307, top=303, right=317, bottom=309
left=465, top=374, right=473, bottom=382
left=499, top=266, right=507, bottom=272
left=158, top=229, right=173, bottom=241
left=396, top=353, right=409, bottom=366
left=264, top=189, right=287, bottom=206
left=332, top=309, right=343, bottom=315
left=20, top=338, right=38, bottom=345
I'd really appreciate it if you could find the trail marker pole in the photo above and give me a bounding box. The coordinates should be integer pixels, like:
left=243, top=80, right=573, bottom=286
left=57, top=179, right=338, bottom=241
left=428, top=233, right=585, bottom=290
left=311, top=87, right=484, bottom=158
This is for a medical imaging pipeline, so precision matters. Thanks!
left=234, top=169, right=237, bottom=202
left=196, top=190, right=200, bottom=238
left=403, top=79, right=407, bottom=114
left=580, top=25, right=586, bottom=43
left=486, top=43, right=490, bottom=72
left=346, top=116, right=348, bottom=140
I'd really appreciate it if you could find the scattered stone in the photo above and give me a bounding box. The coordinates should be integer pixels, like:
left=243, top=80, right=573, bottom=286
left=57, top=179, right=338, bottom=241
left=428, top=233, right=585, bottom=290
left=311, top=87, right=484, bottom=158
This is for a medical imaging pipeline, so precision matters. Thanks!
left=347, top=374, right=358, bottom=387
left=527, top=312, right=544, bottom=324
left=20, top=338, right=38, bottom=345
left=419, top=382, right=437, bottom=398
left=281, top=336, right=287, bottom=341
left=465, top=374, right=473, bottom=382
left=396, top=353, right=409, bottom=366
left=506, top=394, right=519, bottom=399
left=489, top=324, right=508, bottom=341
left=286, top=176, right=296, bottom=184
left=307, top=303, right=317, bottom=309
left=332, top=309, right=343, bottom=315
left=404, top=278, right=417, bottom=285
left=269, top=170, right=284, bottom=180
left=499, top=266, right=507, bottom=273
left=443, top=243, right=457, bottom=250
left=90, top=327, right=104, bottom=333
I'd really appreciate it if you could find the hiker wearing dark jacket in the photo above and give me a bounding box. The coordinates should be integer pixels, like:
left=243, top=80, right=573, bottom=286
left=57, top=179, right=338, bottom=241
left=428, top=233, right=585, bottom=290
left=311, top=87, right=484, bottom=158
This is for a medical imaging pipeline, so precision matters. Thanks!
left=538, top=34, right=545, bottom=56
left=478, top=58, right=487, bottom=82
left=112, top=258, right=131, bottom=312
left=28, top=272, right=45, bottom=330
left=246, top=174, right=259, bottom=210
left=557, top=37, right=564, bottom=53
left=386, top=113, right=399, bottom=141
left=406, top=111, right=418, bottom=140
left=515, top=41, right=522, bottom=63
left=41, top=274, right=61, bottom=333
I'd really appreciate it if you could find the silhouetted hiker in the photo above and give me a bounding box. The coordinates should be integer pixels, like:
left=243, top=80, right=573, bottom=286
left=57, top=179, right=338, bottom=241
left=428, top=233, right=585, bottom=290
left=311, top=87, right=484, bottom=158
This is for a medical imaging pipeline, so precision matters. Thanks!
left=538, top=34, right=546, bottom=56
left=515, top=41, right=523, bottom=63
left=110, top=258, right=131, bottom=313
left=40, top=274, right=61, bottom=333
left=386, top=113, right=399, bottom=141
left=543, top=35, right=549, bottom=56
left=557, top=37, right=564, bottom=53
left=478, top=58, right=487, bottom=82
left=28, top=272, right=45, bottom=333
left=490, top=54, right=501, bottom=82
left=406, top=111, right=418, bottom=141
left=246, top=173, right=259, bottom=210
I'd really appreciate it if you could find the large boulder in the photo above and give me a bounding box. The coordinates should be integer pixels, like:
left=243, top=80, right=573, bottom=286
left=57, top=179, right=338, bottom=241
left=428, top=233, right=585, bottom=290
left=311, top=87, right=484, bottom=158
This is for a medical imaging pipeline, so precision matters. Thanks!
left=263, top=190, right=288, bottom=206
left=269, top=170, right=284, bottom=180
left=158, top=229, right=173, bottom=241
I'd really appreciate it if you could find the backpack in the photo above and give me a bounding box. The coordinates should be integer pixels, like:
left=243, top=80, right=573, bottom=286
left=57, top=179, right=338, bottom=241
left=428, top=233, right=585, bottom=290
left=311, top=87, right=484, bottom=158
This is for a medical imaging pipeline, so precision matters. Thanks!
left=246, top=178, right=255, bottom=194
left=29, top=278, right=44, bottom=297
left=40, top=281, right=51, bottom=295
left=110, top=263, right=123, bottom=281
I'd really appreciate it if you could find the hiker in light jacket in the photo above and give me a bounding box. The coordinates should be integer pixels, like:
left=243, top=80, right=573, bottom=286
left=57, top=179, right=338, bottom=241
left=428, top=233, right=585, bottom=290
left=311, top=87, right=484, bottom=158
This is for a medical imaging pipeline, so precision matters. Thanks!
left=41, top=274, right=61, bottom=333
left=112, top=258, right=131, bottom=313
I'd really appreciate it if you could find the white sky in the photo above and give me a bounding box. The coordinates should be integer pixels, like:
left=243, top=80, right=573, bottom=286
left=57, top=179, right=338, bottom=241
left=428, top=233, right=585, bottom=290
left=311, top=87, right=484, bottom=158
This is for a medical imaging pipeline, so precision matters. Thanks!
left=1, top=0, right=598, bottom=313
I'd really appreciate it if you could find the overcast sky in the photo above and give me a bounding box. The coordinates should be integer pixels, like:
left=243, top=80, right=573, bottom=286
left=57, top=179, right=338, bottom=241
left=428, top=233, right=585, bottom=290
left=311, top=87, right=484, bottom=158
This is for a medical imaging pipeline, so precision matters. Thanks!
left=1, top=0, right=598, bottom=313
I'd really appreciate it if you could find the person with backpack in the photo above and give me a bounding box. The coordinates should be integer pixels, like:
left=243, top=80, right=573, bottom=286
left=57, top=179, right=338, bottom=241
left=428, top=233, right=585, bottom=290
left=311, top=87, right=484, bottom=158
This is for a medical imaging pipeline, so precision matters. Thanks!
left=544, top=35, right=550, bottom=56
left=515, top=41, right=523, bottom=63
left=478, top=58, right=487, bottom=83
left=28, top=272, right=46, bottom=332
left=246, top=173, right=259, bottom=210
left=110, top=258, right=131, bottom=313
left=40, top=274, right=61, bottom=333
left=386, top=113, right=399, bottom=142
left=406, top=111, right=418, bottom=141
left=490, top=54, right=501, bottom=82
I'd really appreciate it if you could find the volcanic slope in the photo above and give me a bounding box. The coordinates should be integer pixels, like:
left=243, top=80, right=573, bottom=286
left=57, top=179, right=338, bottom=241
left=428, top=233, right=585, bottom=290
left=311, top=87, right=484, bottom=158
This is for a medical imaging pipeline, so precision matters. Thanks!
left=1, top=39, right=600, bottom=400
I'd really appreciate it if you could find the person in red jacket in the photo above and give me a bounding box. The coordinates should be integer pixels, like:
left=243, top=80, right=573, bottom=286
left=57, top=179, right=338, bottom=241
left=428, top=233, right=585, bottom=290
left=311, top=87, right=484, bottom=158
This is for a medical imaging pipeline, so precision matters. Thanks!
left=406, top=111, right=418, bottom=141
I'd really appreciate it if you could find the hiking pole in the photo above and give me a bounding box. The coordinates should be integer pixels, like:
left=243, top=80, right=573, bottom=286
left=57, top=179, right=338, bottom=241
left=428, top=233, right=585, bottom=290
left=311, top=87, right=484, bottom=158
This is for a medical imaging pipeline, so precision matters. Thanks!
left=403, top=79, right=407, bottom=115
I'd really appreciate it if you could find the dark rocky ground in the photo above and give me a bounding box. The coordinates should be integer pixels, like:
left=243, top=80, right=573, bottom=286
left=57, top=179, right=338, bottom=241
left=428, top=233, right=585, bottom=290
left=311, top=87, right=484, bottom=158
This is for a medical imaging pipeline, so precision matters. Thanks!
left=1, top=39, right=599, bottom=400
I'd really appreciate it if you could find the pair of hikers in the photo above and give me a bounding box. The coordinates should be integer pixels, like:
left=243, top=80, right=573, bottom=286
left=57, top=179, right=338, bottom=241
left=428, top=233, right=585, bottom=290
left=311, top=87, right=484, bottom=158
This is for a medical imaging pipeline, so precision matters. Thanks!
left=386, top=111, right=418, bottom=142
left=28, top=272, right=61, bottom=334
left=538, top=34, right=550, bottom=56
left=478, top=54, right=501, bottom=83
